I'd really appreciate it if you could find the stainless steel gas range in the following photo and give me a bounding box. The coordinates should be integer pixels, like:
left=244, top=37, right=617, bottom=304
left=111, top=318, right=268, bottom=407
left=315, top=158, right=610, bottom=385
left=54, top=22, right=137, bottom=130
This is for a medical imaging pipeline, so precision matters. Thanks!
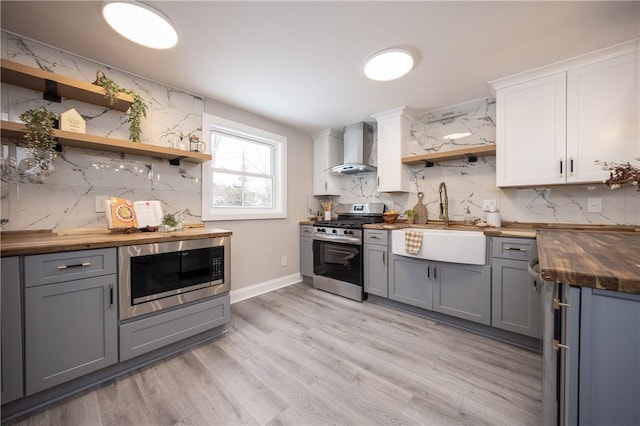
left=312, top=203, right=385, bottom=301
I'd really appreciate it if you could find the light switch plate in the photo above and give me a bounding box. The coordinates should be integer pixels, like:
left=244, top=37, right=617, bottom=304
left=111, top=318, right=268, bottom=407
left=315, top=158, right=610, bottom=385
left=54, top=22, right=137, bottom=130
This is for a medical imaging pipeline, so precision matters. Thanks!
left=587, top=197, right=602, bottom=213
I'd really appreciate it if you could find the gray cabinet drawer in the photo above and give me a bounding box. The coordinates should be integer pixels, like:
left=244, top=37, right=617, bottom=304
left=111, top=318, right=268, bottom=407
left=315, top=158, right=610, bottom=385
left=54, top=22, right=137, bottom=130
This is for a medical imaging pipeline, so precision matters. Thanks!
left=492, top=237, right=536, bottom=261
left=25, top=248, right=117, bottom=287
left=364, top=229, right=388, bottom=246
left=300, top=225, right=313, bottom=236
left=120, top=294, right=230, bottom=361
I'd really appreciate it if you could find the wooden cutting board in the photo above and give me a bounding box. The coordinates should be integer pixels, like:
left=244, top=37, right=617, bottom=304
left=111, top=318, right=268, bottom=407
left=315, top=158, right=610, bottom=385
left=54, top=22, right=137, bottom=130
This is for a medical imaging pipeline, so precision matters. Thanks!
left=413, top=192, right=428, bottom=224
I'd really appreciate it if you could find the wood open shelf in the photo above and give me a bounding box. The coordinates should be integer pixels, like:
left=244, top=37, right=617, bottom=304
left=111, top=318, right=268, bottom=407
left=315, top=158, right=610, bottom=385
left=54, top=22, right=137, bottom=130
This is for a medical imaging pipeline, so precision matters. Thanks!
left=0, top=121, right=212, bottom=164
left=402, top=145, right=496, bottom=166
left=1, top=59, right=134, bottom=112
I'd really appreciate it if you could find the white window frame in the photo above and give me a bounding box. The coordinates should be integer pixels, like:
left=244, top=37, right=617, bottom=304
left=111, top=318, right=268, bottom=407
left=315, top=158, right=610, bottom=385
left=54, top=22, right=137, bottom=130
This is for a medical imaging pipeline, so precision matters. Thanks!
left=202, top=113, right=287, bottom=221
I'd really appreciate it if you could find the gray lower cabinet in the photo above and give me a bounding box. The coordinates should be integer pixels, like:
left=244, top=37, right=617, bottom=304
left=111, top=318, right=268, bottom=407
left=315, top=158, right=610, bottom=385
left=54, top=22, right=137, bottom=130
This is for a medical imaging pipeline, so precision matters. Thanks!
left=364, top=229, right=388, bottom=297
left=1, top=257, right=24, bottom=404
left=120, top=293, right=230, bottom=361
left=432, top=262, right=491, bottom=325
left=491, top=237, right=541, bottom=338
left=24, top=249, right=118, bottom=395
left=577, top=288, right=640, bottom=425
left=389, top=254, right=432, bottom=309
left=300, top=225, right=313, bottom=283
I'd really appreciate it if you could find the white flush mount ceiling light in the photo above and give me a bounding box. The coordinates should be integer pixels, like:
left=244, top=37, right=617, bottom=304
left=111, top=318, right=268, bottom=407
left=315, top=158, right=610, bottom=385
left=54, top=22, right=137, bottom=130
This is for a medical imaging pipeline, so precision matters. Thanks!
left=102, top=1, right=178, bottom=49
left=364, top=48, right=414, bottom=81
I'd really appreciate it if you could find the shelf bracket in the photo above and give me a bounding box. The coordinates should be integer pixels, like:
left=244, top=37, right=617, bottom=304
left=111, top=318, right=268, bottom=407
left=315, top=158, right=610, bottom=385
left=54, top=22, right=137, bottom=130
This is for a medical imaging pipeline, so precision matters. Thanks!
left=169, top=157, right=185, bottom=166
left=43, top=79, right=61, bottom=103
left=424, top=161, right=435, bottom=168
left=466, top=154, right=478, bottom=163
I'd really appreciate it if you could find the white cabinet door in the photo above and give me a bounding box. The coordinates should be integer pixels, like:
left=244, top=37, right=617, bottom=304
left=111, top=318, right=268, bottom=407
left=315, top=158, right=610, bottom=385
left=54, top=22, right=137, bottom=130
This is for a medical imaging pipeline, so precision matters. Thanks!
left=372, top=106, right=415, bottom=192
left=567, top=52, right=640, bottom=183
left=312, top=128, right=342, bottom=196
left=496, top=72, right=567, bottom=187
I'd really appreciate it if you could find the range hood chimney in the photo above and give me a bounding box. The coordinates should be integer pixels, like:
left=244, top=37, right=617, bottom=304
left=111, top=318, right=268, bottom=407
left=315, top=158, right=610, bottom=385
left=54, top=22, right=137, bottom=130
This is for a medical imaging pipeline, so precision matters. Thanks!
left=330, top=122, right=376, bottom=175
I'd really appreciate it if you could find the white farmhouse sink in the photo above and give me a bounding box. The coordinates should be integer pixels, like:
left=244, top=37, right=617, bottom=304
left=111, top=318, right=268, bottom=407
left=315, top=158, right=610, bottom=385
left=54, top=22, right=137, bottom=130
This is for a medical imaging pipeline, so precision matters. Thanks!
left=391, top=229, right=487, bottom=265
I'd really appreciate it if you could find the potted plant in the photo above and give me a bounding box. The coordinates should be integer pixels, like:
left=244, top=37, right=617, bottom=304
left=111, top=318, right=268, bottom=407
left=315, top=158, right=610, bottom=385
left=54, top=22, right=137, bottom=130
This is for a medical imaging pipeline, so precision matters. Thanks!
left=93, top=70, right=148, bottom=142
left=404, top=209, right=416, bottom=224
left=19, top=107, right=58, bottom=175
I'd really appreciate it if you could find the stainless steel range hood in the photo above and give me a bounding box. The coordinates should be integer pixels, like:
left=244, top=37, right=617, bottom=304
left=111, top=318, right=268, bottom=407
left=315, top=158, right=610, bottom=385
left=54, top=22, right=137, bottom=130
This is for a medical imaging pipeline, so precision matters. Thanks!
left=330, top=122, right=376, bottom=174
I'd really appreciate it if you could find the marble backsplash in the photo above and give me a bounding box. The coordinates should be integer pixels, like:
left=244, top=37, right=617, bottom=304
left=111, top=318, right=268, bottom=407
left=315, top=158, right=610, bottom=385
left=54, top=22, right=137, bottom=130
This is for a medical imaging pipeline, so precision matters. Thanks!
left=333, top=98, right=639, bottom=225
left=1, top=32, right=204, bottom=230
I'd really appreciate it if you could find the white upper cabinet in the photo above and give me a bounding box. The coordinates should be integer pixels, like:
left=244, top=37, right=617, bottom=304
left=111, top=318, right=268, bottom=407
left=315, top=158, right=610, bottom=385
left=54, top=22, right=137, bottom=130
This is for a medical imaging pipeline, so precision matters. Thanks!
left=496, top=72, right=567, bottom=186
left=312, top=128, right=342, bottom=196
left=372, top=106, right=415, bottom=192
left=492, top=40, right=639, bottom=187
left=566, top=52, right=639, bottom=183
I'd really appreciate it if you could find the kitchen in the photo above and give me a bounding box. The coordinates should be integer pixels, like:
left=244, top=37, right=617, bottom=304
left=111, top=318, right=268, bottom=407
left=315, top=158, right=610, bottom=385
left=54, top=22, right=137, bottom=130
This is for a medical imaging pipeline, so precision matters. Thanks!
left=1, top=1, right=639, bottom=425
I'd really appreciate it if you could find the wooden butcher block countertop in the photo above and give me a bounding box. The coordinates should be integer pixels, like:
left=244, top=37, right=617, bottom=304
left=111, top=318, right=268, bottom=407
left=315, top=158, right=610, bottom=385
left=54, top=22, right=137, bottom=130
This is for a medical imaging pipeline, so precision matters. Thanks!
left=0, top=227, right=232, bottom=257
left=537, top=230, right=640, bottom=295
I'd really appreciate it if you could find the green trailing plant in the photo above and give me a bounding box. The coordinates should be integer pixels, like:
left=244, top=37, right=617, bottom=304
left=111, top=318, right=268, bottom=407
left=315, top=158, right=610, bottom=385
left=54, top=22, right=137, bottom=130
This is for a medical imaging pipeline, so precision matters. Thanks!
left=94, top=70, right=148, bottom=142
left=19, top=107, right=58, bottom=174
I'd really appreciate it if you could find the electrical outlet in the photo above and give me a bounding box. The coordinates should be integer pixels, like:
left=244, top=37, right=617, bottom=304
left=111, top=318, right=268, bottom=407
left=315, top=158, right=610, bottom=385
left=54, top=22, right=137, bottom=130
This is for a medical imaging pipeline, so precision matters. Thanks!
left=94, top=195, right=108, bottom=213
left=281, top=256, right=288, bottom=267
left=587, top=197, right=603, bottom=213
left=482, top=199, right=497, bottom=212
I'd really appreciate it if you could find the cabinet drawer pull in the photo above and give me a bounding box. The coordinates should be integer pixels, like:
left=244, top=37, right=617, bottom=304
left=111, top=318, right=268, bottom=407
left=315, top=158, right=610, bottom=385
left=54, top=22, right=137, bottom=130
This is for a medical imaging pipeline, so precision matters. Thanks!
left=382, top=252, right=386, bottom=264
left=552, top=339, right=569, bottom=351
left=504, top=246, right=527, bottom=252
left=553, top=298, right=570, bottom=310
left=370, top=235, right=379, bottom=239
left=57, top=262, right=91, bottom=270
left=109, top=284, right=115, bottom=311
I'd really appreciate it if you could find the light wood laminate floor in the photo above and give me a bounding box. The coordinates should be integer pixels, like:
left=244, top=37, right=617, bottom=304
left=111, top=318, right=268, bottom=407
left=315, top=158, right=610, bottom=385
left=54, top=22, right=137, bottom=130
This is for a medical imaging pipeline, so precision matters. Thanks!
left=7, top=283, right=542, bottom=426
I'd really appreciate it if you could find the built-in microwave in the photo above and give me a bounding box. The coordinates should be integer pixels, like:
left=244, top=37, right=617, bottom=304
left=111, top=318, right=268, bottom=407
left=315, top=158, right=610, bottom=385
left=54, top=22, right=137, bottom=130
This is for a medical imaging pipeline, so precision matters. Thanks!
left=118, top=237, right=230, bottom=320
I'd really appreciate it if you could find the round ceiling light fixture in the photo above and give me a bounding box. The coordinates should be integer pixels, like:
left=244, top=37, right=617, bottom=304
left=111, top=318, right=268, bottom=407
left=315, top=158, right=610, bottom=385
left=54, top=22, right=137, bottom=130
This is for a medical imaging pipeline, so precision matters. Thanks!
left=364, top=48, right=415, bottom=81
left=102, top=1, right=178, bottom=49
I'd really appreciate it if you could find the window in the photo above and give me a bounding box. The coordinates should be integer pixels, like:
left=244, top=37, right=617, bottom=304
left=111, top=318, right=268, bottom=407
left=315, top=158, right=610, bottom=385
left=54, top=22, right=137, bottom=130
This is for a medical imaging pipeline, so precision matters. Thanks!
left=202, top=113, right=287, bottom=220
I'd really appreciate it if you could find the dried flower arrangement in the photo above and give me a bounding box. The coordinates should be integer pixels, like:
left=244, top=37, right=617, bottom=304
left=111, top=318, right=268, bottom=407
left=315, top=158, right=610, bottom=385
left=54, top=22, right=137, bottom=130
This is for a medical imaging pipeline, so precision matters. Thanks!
left=595, top=158, right=640, bottom=191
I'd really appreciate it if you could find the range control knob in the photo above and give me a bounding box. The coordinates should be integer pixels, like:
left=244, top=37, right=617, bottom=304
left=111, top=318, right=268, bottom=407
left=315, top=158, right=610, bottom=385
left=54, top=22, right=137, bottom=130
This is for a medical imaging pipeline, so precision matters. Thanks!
left=332, top=229, right=337, bottom=234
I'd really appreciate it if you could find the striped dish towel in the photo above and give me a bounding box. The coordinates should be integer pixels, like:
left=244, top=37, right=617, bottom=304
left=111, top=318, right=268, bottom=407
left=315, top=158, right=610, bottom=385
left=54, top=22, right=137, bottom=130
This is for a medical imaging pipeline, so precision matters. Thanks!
left=404, top=230, right=423, bottom=255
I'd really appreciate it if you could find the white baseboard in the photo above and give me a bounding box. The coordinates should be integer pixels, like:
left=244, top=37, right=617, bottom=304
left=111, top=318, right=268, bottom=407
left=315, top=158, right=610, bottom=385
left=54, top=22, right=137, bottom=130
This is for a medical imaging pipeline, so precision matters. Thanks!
left=230, top=273, right=302, bottom=304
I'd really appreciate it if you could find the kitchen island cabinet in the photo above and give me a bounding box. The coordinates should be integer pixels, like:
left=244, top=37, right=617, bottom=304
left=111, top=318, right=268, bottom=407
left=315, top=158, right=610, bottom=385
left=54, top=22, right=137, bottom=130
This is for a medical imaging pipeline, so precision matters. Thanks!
left=363, top=229, right=389, bottom=297
left=1, top=257, right=24, bottom=404
left=549, top=285, right=640, bottom=426
left=24, top=249, right=118, bottom=395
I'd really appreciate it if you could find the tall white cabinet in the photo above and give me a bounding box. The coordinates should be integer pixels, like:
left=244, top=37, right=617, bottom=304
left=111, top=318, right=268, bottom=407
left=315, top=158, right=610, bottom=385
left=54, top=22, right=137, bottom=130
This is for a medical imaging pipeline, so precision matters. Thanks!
left=492, top=40, right=639, bottom=187
left=372, top=106, right=415, bottom=192
left=312, top=128, right=342, bottom=196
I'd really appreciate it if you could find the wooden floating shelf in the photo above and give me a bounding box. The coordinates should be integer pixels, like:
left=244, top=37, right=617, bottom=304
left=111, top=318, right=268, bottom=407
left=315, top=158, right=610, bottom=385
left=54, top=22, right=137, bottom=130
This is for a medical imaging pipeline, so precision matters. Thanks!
left=1, top=59, right=134, bottom=112
left=0, top=121, right=211, bottom=164
left=402, top=145, right=496, bottom=166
